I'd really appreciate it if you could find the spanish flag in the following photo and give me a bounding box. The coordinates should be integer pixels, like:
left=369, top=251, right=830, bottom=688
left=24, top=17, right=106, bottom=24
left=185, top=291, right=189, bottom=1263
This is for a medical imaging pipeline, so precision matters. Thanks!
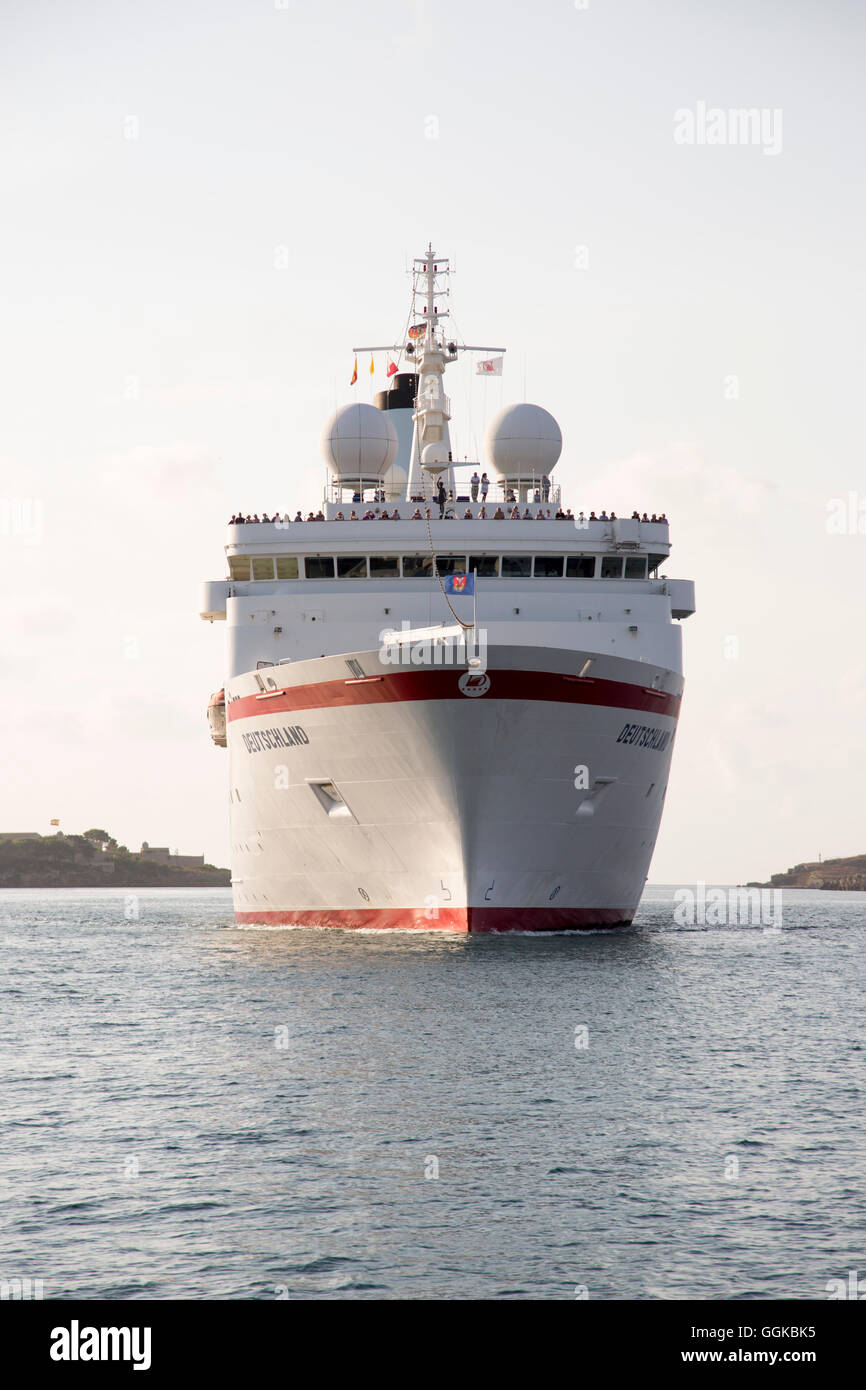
left=369, top=354, right=375, bottom=376
left=350, top=357, right=358, bottom=385
left=49, top=818, right=60, bottom=826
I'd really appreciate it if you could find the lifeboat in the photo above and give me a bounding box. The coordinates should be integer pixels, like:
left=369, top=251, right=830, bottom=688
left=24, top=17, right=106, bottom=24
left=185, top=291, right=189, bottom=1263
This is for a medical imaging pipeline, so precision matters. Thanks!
left=207, top=689, right=227, bottom=747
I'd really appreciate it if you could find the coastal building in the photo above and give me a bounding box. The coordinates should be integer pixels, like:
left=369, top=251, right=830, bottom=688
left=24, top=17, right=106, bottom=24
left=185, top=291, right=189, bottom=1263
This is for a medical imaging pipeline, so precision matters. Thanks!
left=139, top=842, right=206, bottom=869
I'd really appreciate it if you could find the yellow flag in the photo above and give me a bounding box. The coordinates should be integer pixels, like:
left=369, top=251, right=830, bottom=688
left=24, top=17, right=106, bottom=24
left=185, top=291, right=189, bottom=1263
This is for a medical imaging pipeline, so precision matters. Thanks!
left=369, top=354, right=375, bottom=376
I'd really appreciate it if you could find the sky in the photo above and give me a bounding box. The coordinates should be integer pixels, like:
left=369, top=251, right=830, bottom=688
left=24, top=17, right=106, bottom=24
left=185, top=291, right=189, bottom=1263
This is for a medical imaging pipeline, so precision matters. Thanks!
left=1, top=0, right=863, bottom=883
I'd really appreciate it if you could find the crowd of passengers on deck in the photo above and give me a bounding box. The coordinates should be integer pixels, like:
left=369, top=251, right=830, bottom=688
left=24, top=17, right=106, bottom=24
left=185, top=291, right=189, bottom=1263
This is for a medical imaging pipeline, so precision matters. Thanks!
left=229, top=507, right=669, bottom=525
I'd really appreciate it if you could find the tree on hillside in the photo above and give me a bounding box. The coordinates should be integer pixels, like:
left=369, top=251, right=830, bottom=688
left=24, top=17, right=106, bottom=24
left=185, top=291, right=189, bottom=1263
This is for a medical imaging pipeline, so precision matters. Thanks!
left=83, top=828, right=118, bottom=851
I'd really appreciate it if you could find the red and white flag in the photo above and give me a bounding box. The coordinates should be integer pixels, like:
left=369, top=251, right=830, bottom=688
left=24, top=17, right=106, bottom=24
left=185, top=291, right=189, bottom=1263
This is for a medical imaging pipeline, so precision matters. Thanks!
left=476, top=356, right=503, bottom=376
left=386, top=360, right=398, bottom=377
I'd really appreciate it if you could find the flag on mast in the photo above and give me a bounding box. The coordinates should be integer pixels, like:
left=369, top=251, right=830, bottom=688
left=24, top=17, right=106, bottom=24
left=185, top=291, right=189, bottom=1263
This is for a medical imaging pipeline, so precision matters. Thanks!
left=49, top=818, right=60, bottom=826
left=386, top=360, right=398, bottom=377
left=350, top=357, right=358, bottom=385
left=443, top=573, right=475, bottom=595
left=476, top=356, right=503, bottom=376
left=369, top=354, right=375, bottom=376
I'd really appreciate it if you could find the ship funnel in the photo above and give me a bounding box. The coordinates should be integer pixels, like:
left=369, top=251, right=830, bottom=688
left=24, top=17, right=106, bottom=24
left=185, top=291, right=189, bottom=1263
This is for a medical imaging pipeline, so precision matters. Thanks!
left=373, top=372, right=417, bottom=501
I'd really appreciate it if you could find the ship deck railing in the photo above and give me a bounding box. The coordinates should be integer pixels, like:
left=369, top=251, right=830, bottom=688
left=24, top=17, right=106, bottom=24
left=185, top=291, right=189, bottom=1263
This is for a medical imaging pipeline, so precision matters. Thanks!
left=324, top=481, right=563, bottom=511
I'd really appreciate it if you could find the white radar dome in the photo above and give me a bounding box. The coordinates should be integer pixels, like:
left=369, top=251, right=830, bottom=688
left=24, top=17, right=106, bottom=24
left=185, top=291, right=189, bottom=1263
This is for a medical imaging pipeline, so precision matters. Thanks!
left=420, top=442, right=450, bottom=473
left=321, top=403, right=398, bottom=482
left=484, top=402, right=562, bottom=479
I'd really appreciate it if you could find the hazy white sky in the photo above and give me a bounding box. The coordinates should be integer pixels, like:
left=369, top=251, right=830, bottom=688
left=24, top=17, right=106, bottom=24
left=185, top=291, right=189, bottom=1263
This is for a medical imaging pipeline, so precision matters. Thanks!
left=2, top=0, right=863, bottom=883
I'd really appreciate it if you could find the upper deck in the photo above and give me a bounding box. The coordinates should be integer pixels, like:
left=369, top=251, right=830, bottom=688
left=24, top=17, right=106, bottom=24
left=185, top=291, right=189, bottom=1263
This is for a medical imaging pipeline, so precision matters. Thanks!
left=201, top=246, right=695, bottom=668
left=221, top=513, right=672, bottom=580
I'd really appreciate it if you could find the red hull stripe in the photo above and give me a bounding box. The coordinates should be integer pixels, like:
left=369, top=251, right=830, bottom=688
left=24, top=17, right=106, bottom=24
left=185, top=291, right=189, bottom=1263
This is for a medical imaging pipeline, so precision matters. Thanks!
left=234, top=906, right=634, bottom=932
left=228, top=669, right=680, bottom=723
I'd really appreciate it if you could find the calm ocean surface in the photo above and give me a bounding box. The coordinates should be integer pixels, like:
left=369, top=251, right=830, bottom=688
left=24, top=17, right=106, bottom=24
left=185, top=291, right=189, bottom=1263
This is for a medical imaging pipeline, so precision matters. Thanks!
left=1, top=886, right=864, bottom=1301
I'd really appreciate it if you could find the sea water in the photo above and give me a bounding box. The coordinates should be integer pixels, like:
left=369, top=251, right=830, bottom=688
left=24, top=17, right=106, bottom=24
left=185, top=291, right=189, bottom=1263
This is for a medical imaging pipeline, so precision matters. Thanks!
left=1, top=886, right=864, bottom=1300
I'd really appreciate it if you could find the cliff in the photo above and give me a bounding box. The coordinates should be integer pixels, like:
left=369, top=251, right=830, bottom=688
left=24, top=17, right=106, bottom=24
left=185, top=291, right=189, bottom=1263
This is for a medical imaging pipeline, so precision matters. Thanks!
left=759, top=855, right=866, bottom=891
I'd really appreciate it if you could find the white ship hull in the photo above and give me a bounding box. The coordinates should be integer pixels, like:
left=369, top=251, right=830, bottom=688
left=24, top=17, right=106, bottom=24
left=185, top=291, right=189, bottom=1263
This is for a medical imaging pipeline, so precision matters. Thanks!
left=226, top=644, right=682, bottom=932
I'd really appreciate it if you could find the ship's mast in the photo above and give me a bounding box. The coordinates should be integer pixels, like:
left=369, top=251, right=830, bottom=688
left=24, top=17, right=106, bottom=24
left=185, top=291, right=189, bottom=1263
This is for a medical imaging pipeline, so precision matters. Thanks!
left=353, top=243, right=506, bottom=503
left=404, top=246, right=456, bottom=499
left=422, top=244, right=438, bottom=322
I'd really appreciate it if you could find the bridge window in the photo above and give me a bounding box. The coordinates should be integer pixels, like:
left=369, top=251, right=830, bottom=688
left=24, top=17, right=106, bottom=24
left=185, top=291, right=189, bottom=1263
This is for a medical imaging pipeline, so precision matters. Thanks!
left=402, top=555, right=435, bottom=577
left=601, top=556, right=623, bottom=578
left=337, top=556, right=368, bottom=578
left=305, top=556, right=336, bottom=578
left=276, top=556, right=299, bottom=579
left=624, top=556, right=648, bottom=579
left=252, top=557, right=275, bottom=580
left=566, top=555, right=595, bottom=578
left=369, top=555, right=400, bottom=578
left=533, top=555, right=565, bottom=577
left=469, top=554, right=500, bottom=577
left=435, top=554, right=468, bottom=576
left=501, top=554, right=532, bottom=578
left=228, top=556, right=251, bottom=580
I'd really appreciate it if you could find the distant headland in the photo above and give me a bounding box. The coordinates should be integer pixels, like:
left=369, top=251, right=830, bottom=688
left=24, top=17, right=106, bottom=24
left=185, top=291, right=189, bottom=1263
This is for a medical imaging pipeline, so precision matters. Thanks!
left=750, top=854, right=866, bottom=891
left=0, top=829, right=230, bottom=888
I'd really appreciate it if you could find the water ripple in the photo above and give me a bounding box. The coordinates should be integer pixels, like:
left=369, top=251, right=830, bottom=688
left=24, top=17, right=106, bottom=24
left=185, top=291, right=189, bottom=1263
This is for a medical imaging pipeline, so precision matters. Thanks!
left=0, top=885, right=864, bottom=1299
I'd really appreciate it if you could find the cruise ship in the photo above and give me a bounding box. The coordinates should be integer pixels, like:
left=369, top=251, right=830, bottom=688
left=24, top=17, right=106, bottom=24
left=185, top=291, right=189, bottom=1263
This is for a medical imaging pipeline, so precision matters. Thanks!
left=200, top=247, right=695, bottom=931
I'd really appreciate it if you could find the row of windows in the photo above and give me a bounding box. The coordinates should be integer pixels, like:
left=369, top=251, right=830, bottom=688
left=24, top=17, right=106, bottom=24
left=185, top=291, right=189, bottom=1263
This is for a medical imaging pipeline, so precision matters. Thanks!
left=228, top=553, right=652, bottom=581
